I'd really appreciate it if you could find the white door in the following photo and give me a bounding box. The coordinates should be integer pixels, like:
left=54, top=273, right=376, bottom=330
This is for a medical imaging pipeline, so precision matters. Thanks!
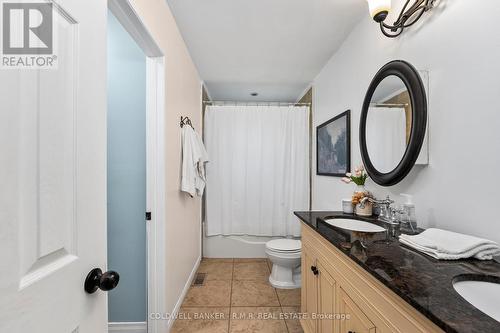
left=0, top=0, right=108, bottom=332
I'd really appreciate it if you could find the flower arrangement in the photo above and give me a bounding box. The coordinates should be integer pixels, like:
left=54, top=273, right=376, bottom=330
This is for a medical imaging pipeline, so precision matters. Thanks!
left=341, top=165, right=368, bottom=186
left=352, top=191, right=371, bottom=206
left=341, top=165, right=373, bottom=213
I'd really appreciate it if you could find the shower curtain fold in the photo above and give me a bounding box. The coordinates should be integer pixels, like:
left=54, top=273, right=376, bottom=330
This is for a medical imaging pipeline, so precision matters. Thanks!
left=204, top=105, right=309, bottom=237
left=366, top=107, right=407, bottom=173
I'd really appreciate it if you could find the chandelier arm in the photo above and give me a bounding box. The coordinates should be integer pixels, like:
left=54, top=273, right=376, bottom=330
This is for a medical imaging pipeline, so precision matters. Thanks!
left=380, top=22, right=403, bottom=38
left=380, top=0, right=433, bottom=35
left=394, top=0, right=427, bottom=27
left=373, top=0, right=436, bottom=37
left=392, top=0, right=413, bottom=26
left=405, top=0, right=427, bottom=14
left=400, top=7, right=427, bottom=28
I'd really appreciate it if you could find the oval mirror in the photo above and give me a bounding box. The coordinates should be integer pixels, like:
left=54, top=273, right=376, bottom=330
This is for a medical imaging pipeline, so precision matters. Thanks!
left=360, top=60, right=427, bottom=186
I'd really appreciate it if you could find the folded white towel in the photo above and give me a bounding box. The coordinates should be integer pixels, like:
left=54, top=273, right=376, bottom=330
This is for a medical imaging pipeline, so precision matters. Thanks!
left=399, top=228, right=500, bottom=260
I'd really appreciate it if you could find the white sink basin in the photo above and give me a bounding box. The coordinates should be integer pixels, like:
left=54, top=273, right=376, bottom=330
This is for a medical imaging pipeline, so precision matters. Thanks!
left=323, top=218, right=385, bottom=233
left=453, top=279, right=500, bottom=322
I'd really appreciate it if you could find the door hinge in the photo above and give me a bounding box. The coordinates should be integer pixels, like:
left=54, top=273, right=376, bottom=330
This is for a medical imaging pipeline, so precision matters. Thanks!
left=145, top=212, right=152, bottom=221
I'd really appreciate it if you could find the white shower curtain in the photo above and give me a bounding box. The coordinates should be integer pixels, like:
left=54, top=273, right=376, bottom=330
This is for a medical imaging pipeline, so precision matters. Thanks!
left=204, top=105, right=310, bottom=237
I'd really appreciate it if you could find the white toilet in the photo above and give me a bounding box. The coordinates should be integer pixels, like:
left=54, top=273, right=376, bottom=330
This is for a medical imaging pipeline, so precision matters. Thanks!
left=265, top=238, right=301, bottom=289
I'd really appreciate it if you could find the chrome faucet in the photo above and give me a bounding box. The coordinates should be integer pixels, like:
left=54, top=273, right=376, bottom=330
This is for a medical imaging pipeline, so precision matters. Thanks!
left=359, top=195, right=395, bottom=224
left=359, top=195, right=402, bottom=237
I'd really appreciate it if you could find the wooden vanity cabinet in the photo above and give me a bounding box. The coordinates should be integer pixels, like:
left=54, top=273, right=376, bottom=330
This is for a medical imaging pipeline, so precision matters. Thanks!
left=300, top=223, right=443, bottom=333
left=302, top=243, right=338, bottom=333
left=339, top=287, right=376, bottom=333
left=317, top=261, right=337, bottom=333
left=302, top=243, right=318, bottom=333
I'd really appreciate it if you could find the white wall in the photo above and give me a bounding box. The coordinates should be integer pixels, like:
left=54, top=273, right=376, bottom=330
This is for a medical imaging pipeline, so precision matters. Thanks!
left=313, top=0, right=500, bottom=243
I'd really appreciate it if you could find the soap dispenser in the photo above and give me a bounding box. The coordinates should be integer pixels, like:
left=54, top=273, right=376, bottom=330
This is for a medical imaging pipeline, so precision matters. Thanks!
left=400, top=194, right=417, bottom=232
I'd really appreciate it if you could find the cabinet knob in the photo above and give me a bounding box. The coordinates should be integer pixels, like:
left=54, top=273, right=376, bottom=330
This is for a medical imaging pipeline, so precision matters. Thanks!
left=310, top=265, right=319, bottom=275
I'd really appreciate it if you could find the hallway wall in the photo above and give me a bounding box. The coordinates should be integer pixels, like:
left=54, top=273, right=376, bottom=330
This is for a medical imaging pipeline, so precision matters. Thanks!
left=130, top=0, right=203, bottom=325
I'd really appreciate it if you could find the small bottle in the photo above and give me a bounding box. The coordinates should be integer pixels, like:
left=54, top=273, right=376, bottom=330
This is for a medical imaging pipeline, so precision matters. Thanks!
left=401, top=194, right=417, bottom=232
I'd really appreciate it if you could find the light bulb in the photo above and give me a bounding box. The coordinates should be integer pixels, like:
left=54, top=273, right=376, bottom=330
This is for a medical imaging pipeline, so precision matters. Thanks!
left=366, top=0, right=391, bottom=22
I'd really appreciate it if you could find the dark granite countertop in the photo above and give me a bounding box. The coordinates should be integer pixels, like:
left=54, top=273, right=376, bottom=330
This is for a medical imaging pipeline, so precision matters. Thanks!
left=295, top=211, right=500, bottom=333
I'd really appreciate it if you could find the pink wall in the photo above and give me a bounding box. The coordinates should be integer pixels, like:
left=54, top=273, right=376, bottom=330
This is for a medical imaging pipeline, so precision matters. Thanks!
left=131, top=0, right=203, bottom=319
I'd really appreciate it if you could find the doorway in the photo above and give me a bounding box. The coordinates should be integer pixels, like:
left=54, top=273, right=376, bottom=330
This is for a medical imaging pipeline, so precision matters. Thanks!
left=107, top=1, right=166, bottom=332
left=107, top=8, right=147, bottom=329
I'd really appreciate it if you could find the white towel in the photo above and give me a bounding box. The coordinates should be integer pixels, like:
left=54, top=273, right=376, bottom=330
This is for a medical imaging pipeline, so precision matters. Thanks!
left=181, top=125, right=209, bottom=197
left=399, top=228, right=500, bottom=260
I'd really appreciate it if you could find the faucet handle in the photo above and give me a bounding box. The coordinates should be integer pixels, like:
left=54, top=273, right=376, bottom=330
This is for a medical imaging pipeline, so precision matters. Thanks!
left=390, top=206, right=406, bottom=225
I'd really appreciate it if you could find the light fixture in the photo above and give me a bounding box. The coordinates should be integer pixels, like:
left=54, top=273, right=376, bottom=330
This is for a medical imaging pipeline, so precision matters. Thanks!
left=367, top=0, right=436, bottom=38
left=367, top=0, right=391, bottom=23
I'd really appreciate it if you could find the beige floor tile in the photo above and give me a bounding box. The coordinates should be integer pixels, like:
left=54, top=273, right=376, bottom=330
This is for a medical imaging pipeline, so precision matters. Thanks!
left=276, top=288, right=301, bottom=306
left=198, top=261, right=234, bottom=281
left=282, top=307, right=304, bottom=333
left=231, top=280, right=279, bottom=306
left=230, top=307, right=287, bottom=333
left=233, top=261, right=269, bottom=281
left=171, top=307, right=230, bottom=333
left=183, top=280, right=232, bottom=307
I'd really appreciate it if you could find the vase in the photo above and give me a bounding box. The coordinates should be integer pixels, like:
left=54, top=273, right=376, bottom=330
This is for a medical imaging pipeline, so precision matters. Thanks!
left=355, top=202, right=373, bottom=217
left=354, top=184, right=367, bottom=194
left=353, top=184, right=372, bottom=216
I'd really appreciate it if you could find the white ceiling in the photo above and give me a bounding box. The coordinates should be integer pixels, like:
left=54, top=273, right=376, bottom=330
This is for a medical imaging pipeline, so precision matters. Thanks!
left=166, top=0, right=366, bottom=102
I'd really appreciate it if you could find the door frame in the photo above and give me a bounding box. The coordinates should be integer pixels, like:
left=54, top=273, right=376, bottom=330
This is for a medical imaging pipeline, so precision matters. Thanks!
left=108, top=1, right=166, bottom=333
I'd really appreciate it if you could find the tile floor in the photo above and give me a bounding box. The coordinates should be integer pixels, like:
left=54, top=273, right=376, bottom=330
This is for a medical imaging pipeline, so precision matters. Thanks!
left=171, top=258, right=304, bottom=333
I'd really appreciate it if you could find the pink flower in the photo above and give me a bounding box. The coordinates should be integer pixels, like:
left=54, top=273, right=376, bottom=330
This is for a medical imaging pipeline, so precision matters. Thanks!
left=358, top=165, right=365, bottom=171
left=341, top=177, right=352, bottom=184
left=355, top=170, right=362, bottom=177
left=346, top=172, right=352, bottom=177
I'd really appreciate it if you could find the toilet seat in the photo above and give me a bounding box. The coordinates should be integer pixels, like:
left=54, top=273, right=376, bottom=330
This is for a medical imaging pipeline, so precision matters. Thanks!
left=266, top=239, right=301, bottom=253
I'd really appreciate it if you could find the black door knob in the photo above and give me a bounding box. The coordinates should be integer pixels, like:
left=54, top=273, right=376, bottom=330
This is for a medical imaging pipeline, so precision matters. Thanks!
left=84, top=268, right=120, bottom=294
left=310, top=265, right=319, bottom=275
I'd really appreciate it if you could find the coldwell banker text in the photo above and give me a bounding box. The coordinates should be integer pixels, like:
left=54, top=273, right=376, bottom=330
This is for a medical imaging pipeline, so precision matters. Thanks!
left=1, top=0, right=58, bottom=69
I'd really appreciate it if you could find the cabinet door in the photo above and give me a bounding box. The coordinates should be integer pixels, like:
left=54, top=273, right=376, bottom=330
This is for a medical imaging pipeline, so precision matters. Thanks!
left=317, top=261, right=337, bottom=333
left=302, top=244, right=318, bottom=333
left=339, top=287, right=377, bottom=333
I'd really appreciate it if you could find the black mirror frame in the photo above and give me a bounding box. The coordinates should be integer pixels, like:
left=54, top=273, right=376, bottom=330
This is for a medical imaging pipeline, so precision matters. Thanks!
left=359, top=60, right=427, bottom=186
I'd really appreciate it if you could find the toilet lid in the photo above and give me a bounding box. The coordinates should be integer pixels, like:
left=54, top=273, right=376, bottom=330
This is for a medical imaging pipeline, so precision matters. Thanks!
left=266, top=239, right=301, bottom=252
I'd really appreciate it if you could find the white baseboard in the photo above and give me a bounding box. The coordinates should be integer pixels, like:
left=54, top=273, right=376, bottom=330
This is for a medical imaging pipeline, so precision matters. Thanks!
left=108, top=321, right=146, bottom=333
left=166, top=256, right=201, bottom=331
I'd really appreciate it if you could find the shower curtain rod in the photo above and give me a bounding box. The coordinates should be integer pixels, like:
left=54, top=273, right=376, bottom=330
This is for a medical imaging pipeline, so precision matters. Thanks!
left=203, top=100, right=311, bottom=106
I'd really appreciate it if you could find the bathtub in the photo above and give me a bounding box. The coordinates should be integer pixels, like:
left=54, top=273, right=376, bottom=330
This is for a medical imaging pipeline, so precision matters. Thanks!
left=202, top=223, right=300, bottom=258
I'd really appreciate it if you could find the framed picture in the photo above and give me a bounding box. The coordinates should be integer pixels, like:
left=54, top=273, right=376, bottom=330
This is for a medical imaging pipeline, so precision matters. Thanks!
left=316, top=110, right=351, bottom=176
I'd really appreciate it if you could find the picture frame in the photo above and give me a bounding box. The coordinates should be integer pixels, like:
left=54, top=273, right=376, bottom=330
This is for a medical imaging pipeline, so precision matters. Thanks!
left=316, top=110, right=351, bottom=177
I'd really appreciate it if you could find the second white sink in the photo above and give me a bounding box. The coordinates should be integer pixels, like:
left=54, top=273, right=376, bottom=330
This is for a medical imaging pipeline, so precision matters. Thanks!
left=453, top=279, right=500, bottom=323
left=323, top=218, right=386, bottom=233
